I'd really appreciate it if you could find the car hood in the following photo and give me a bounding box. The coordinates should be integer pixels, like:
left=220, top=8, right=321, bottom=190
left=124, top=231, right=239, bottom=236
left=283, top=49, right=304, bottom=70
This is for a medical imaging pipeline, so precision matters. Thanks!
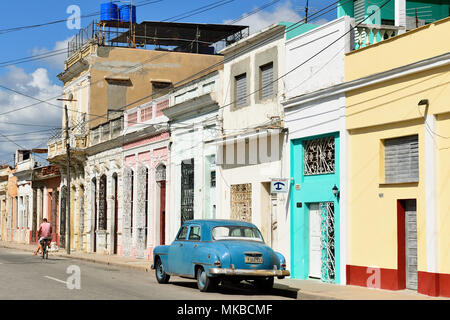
left=216, top=240, right=278, bottom=270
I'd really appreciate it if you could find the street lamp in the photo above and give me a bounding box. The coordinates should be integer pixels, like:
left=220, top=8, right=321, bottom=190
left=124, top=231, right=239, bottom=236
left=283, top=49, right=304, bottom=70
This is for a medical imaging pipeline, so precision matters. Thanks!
left=332, top=185, right=340, bottom=198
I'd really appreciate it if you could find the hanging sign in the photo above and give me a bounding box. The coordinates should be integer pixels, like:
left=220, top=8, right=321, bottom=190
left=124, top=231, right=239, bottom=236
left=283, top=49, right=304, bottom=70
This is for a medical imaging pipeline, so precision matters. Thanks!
left=270, top=178, right=289, bottom=193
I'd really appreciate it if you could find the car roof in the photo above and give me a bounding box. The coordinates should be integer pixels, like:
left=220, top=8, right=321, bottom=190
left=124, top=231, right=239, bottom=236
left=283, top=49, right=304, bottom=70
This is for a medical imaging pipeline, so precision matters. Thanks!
left=182, top=219, right=256, bottom=228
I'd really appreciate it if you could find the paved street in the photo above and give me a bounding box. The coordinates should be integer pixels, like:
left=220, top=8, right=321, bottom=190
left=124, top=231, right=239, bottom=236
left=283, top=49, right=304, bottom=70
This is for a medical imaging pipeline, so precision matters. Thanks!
left=0, top=247, right=297, bottom=300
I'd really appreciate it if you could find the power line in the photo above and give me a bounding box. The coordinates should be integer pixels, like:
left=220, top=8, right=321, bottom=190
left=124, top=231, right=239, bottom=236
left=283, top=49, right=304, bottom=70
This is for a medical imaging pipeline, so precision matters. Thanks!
left=1, top=0, right=349, bottom=142
left=0, top=1, right=250, bottom=123
left=0, top=0, right=164, bottom=35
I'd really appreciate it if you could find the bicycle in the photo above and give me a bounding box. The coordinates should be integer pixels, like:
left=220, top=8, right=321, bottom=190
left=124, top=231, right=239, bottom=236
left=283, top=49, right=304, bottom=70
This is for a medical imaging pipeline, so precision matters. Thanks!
left=41, top=239, right=50, bottom=260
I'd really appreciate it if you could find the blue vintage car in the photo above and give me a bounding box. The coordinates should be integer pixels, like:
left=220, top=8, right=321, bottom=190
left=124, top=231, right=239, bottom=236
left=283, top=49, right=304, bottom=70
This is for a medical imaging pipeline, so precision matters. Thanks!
left=151, top=219, right=290, bottom=292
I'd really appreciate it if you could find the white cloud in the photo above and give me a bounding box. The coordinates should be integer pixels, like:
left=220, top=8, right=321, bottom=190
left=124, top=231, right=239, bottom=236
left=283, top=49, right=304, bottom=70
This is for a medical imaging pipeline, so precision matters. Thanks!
left=225, top=1, right=329, bottom=35
left=226, top=1, right=302, bottom=34
left=0, top=66, right=62, bottom=163
left=32, top=37, right=72, bottom=71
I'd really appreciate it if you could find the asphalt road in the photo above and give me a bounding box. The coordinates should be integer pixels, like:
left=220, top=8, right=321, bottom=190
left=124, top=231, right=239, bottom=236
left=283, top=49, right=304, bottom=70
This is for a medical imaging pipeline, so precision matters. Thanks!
left=0, top=247, right=298, bottom=300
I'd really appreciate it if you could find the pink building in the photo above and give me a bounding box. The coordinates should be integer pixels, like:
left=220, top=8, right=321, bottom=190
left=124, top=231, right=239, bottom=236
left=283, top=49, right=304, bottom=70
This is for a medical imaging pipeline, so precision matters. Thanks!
left=121, top=97, right=170, bottom=259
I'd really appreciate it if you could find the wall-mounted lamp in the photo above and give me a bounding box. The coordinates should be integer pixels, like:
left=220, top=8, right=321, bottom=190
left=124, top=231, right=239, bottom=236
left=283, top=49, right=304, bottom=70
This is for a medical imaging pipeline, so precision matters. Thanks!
left=418, top=99, right=429, bottom=106
left=332, top=185, right=340, bottom=198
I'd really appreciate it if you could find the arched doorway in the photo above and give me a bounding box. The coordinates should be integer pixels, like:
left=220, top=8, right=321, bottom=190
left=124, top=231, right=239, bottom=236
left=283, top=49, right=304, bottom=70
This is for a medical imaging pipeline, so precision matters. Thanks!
left=156, top=164, right=166, bottom=245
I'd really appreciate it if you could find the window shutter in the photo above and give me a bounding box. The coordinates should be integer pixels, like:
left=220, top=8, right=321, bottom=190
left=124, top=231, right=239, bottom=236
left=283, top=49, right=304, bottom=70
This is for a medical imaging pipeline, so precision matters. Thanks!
left=260, top=62, right=274, bottom=100
left=235, top=73, right=247, bottom=107
left=354, top=0, right=365, bottom=23
left=384, top=135, right=419, bottom=183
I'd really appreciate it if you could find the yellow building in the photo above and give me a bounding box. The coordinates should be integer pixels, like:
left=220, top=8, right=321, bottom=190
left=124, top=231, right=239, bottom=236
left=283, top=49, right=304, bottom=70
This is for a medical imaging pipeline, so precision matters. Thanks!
left=345, top=17, right=450, bottom=297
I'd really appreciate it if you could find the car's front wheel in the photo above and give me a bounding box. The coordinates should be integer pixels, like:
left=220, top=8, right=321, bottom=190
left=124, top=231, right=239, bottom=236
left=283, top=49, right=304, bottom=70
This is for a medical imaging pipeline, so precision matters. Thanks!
left=196, top=266, right=218, bottom=292
left=155, top=257, right=170, bottom=284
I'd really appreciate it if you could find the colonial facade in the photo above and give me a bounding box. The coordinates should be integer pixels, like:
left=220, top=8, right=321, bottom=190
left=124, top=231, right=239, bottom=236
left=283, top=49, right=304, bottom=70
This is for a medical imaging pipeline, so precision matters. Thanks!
left=0, top=165, right=9, bottom=241
left=214, top=24, right=288, bottom=257
left=122, top=97, right=170, bottom=259
left=282, top=16, right=353, bottom=285
left=344, top=17, right=450, bottom=297
left=164, top=71, right=221, bottom=241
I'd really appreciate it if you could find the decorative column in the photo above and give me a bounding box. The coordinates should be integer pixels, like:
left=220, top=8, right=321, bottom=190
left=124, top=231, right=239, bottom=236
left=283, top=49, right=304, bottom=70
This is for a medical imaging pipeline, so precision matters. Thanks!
left=135, top=165, right=147, bottom=259
left=122, top=167, right=132, bottom=257
left=395, top=0, right=406, bottom=34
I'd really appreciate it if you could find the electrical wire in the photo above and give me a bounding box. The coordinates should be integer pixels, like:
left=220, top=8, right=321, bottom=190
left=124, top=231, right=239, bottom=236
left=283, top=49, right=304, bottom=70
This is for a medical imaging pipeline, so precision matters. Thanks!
left=1, top=0, right=350, bottom=150
left=0, top=0, right=164, bottom=35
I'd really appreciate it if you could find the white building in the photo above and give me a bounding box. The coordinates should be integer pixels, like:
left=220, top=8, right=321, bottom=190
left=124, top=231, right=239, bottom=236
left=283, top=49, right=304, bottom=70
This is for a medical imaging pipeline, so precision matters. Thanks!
left=214, top=24, right=288, bottom=255
left=163, top=71, right=221, bottom=240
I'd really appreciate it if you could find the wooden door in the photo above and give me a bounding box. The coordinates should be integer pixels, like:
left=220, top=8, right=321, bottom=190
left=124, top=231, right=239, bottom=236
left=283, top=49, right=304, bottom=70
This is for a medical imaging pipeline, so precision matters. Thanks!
left=309, top=203, right=321, bottom=279
left=160, top=180, right=166, bottom=245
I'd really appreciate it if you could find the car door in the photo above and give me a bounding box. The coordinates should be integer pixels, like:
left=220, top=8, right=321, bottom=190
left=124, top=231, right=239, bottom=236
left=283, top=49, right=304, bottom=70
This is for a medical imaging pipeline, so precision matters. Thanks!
left=183, top=225, right=202, bottom=276
left=167, top=225, right=189, bottom=274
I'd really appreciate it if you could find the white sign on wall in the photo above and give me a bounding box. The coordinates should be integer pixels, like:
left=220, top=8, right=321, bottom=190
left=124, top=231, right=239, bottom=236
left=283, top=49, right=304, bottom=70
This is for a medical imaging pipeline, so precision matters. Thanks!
left=270, top=178, right=289, bottom=193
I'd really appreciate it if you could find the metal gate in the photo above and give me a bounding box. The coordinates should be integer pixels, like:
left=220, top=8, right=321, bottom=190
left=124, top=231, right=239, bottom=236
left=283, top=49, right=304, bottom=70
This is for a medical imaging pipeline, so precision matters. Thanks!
left=405, top=200, right=417, bottom=290
left=320, top=202, right=335, bottom=283
left=181, top=159, right=194, bottom=224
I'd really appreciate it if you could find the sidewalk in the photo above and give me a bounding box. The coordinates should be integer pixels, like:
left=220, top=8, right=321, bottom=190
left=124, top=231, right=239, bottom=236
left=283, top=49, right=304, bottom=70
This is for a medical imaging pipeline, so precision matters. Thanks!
left=0, top=241, right=447, bottom=300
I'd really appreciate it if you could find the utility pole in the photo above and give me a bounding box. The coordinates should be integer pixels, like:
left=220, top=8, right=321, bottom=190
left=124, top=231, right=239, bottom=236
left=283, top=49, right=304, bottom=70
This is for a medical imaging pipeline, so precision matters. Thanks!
left=58, top=97, right=77, bottom=255
left=305, top=0, right=309, bottom=23
left=65, top=104, right=71, bottom=255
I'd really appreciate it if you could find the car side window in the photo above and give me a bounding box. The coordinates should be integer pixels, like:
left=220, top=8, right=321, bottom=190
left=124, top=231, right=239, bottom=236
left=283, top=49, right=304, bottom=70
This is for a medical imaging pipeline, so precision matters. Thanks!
left=188, top=226, right=201, bottom=241
left=176, top=226, right=189, bottom=240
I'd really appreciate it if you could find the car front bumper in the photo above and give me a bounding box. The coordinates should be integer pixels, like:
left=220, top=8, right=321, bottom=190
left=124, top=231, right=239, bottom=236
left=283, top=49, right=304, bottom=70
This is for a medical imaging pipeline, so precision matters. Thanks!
left=209, top=268, right=290, bottom=277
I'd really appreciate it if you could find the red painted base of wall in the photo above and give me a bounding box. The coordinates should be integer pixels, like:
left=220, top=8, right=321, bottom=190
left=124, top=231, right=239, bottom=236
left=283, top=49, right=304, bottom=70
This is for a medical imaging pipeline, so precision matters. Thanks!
left=418, top=271, right=450, bottom=297
left=347, top=265, right=450, bottom=297
left=346, top=265, right=403, bottom=290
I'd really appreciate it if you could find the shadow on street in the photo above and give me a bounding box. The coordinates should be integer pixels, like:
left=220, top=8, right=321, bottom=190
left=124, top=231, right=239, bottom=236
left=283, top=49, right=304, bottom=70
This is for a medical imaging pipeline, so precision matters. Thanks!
left=167, top=279, right=299, bottom=299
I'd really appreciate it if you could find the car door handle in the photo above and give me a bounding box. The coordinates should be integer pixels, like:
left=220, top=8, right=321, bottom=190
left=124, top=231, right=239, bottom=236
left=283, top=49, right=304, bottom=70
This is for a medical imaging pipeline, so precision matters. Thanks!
left=194, top=244, right=198, bottom=248
left=179, top=243, right=183, bottom=247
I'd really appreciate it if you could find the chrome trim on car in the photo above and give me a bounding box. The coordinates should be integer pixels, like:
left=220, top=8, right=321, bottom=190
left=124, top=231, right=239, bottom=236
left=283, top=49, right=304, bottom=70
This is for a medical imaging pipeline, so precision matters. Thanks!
left=208, top=268, right=290, bottom=277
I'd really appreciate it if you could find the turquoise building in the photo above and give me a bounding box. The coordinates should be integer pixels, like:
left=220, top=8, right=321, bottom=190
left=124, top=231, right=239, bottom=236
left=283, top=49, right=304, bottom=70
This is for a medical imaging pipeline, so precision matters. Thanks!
left=290, top=132, right=341, bottom=283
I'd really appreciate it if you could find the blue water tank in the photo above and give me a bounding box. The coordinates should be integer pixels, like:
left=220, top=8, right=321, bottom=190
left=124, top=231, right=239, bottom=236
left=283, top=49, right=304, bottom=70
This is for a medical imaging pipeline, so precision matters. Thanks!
left=101, top=2, right=119, bottom=21
left=119, top=5, right=137, bottom=23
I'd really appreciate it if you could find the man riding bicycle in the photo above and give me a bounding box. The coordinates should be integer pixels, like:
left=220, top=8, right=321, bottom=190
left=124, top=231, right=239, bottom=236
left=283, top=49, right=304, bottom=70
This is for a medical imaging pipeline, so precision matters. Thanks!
left=33, top=218, right=52, bottom=256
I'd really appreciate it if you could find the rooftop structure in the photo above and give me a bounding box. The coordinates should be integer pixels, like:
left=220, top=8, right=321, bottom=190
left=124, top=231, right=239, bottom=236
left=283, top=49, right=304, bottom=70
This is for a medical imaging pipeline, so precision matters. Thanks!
left=67, top=19, right=249, bottom=60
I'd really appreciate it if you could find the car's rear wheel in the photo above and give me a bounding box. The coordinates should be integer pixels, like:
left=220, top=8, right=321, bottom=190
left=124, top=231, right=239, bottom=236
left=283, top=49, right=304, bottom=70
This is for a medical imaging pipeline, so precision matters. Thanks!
left=196, top=266, right=217, bottom=292
left=155, top=257, right=170, bottom=284
left=255, top=277, right=274, bottom=292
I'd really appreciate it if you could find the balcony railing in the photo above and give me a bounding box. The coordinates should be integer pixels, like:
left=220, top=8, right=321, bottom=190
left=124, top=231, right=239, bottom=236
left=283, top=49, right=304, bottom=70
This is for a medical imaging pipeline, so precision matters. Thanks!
left=353, top=23, right=405, bottom=50
left=89, top=116, right=123, bottom=147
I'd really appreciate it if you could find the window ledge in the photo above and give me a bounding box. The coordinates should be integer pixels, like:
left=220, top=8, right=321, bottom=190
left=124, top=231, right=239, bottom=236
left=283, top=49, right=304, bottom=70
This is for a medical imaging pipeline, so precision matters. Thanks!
left=379, top=181, right=419, bottom=187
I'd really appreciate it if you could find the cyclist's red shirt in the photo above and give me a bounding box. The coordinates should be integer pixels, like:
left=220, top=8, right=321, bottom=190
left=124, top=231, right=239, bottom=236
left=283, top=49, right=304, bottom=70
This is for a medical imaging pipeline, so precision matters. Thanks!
left=39, top=222, right=52, bottom=238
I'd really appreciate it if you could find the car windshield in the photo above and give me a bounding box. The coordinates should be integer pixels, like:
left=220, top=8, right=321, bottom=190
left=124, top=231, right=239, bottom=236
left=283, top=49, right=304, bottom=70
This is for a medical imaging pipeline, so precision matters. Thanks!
left=211, top=226, right=264, bottom=242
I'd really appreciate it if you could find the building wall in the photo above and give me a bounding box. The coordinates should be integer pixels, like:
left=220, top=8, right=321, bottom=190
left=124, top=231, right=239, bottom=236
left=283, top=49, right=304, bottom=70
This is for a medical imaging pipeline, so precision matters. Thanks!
left=123, top=134, right=168, bottom=259
left=220, top=26, right=285, bottom=131
left=345, top=20, right=450, bottom=296
left=168, top=111, right=218, bottom=241
left=285, top=93, right=347, bottom=284
left=85, top=147, right=123, bottom=255
left=345, top=16, right=450, bottom=82
left=284, top=16, right=353, bottom=99
left=88, top=46, right=224, bottom=129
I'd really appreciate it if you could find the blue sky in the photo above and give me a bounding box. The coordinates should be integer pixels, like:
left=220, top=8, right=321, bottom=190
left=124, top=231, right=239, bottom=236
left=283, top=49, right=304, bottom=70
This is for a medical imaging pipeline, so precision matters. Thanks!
left=0, top=0, right=338, bottom=163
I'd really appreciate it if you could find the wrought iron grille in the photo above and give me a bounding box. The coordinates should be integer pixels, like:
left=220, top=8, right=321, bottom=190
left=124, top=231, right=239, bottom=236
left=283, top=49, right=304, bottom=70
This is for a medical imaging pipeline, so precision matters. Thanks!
left=181, top=159, right=194, bottom=224
left=303, top=136, right=335, bottom=176
left=320, top=202, right=335, bottom=282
